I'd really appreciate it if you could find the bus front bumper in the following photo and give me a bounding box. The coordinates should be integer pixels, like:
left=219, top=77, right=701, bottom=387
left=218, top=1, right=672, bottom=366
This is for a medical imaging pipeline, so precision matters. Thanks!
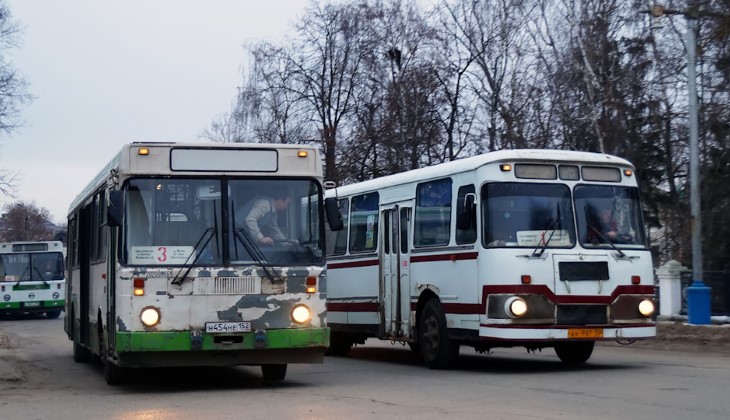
left=114, top=327, right=330, bottom=367
left=478, top=324, right=656, bottom=342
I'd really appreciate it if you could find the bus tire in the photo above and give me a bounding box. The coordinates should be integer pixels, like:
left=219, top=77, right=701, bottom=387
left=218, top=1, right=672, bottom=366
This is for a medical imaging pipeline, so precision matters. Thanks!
left=554, top=341, right=595, bottom=365
left=325, top=333, right=353, bottom=356
left=100, top=330, right=126, bottom=385
left=261, top=364, right=287, bottom=381
left=418, top=299, right=458, bottom=369
left=46, top=311, right=61, bottom=319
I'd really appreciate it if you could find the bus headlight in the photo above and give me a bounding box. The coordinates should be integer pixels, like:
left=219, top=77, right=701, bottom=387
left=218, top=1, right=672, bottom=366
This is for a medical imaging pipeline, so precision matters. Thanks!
left=505, top=297, right=528, bottom=318
left=638, top=299, right=655, bottom=317
left=140, top=306, right=161, bottom=327
left=291, top=305, right=311, bottom=324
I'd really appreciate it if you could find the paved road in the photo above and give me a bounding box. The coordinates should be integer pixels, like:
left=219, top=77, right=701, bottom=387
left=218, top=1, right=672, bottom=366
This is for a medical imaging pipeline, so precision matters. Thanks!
left=1, top=316, right=729, bottom=420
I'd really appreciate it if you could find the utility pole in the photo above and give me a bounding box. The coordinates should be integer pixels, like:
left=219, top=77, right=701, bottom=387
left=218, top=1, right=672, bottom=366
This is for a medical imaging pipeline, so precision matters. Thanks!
left=644, top=2, right=719, bottom=324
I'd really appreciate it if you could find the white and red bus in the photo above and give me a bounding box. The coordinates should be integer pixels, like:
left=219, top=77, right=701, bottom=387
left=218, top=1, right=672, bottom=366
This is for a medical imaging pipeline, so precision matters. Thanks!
left=325, top=149, right=655, bottom=367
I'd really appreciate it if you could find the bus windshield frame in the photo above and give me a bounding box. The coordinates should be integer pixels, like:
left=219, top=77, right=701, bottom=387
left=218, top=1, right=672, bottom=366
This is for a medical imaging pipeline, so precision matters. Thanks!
left=0, top=251, right=65, bottom=282
left=482, top=182, right=576, bottom=249
left=575, top=184, right=648, bottom=249
left=120, top=177, right=325, bottom=267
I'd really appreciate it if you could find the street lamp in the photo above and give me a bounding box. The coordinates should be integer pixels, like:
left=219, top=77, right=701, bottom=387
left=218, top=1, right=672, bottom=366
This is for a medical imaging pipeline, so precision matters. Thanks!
left=645, top=3, right=712, bottom=325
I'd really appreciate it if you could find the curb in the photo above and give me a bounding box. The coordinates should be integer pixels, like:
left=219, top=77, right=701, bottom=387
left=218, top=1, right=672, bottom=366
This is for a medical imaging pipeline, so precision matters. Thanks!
left=657, top=315, right=730, bottom=325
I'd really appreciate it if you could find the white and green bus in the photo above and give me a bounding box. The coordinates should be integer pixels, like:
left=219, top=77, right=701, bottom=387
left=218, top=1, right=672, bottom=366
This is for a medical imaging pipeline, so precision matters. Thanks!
left=0, top=241, right=66, bottom=318
left=65, top=142, right=341, bottom=384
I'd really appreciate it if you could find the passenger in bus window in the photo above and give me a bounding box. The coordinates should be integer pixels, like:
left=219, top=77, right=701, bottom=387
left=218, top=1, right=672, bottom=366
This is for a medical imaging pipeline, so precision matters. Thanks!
left=238, top=191, right=291, bottom=245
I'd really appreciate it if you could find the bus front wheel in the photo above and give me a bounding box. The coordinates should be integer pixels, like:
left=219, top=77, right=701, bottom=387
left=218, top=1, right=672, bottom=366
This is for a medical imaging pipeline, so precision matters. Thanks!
left=100, top=330, right=126, bottom=385
left=261, top=364, right=287, bottom=381
left=325, top=333, right=353, bottom=356
left=418, top=299, right=458, bottom=369
left=554, top=341, right=595, bottom=365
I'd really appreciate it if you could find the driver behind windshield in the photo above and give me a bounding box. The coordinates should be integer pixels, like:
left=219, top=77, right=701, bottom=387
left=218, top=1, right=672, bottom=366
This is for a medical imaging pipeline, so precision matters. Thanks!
left=237, top=191, right=291, bottom=245
left=587, top=202, right=631, bottom=244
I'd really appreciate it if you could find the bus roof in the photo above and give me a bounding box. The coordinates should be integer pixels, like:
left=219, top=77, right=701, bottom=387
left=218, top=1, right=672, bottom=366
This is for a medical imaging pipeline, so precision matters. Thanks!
left=68, top=142, right=322, bottom=216
left=328, top=149, right=635, bottom=197
left=0, top=241, right=65, bottom=254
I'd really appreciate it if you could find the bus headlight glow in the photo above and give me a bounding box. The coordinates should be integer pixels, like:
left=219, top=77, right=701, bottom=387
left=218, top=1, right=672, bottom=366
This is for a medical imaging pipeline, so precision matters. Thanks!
left=291, top=305, right=311, bottom=324
left=505, top=297, right=528, bottom=318
left=140, top=307, right=161, bottom=327
left=638, top=299, right=655, bottom=317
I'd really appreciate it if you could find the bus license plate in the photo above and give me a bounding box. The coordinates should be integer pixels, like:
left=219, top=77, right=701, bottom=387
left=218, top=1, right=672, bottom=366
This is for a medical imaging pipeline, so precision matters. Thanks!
left=23, top=302, right=41, bottom=308
left=205, top=322, right=251, bottom=333
left=568, top=328, right=603, bottom=339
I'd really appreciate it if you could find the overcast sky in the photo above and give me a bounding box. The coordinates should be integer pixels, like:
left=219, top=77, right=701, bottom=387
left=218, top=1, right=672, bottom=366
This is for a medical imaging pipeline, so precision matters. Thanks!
left=1, top=0, right=309, bottom=224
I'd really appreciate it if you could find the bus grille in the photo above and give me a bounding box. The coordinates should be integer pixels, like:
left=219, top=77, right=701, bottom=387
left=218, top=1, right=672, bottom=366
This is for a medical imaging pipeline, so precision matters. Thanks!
left=558, top=261, right=609, bottom=281
left=556, top=305, right=607, bottom=325
left=194, top=277, right=261, bottom=295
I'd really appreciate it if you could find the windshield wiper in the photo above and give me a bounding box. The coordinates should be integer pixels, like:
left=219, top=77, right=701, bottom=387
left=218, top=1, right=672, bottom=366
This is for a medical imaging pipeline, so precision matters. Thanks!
left=170, top=225, right=218, bottom=285
left=532, top=211, right=561, bottom=258
left=532, top=203, right=563, bottom=258
left=233, top=227, right=285, bottom=284
left=587, top=225, right=626, bottom=258
left=230, top=200, right=285, bottom=284
left=584, top=207, right=626, bottom=258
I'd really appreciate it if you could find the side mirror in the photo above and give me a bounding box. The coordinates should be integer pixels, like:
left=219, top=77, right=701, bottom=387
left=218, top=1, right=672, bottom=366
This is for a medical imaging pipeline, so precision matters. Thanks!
left=325, top=197, right=344, bottom=231
left=456, top=193, right=475, bottom=230
left=107, top=190, right=124, bottom=227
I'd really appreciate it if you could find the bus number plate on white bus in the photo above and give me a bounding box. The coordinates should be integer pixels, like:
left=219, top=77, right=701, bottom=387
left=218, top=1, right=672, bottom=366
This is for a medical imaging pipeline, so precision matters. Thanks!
left=205, top=322, right=252, bottom=333
left=567, top=328, right=603, bottom=339
left=23, top=302, right=41, bottom=308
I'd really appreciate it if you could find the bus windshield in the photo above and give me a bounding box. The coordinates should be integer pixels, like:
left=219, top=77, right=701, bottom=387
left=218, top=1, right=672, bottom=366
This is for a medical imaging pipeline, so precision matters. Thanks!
left=0, top=252, right=65, bottom=282
left=229, top=179, right=323, bottom=266
left=122, top=178, right=323, bottom=267
left=575, top=185, right=647, bottom=248
left=483, top=183, right=575, bottom=248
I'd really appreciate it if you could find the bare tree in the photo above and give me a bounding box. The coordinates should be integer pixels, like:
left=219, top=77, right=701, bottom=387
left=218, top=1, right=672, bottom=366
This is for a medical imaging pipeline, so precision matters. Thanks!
left=287, top=1, right=367, bottom=182
left=0, top=201, right=53, bottom=242
left=0, top=1, right=32, bottom=197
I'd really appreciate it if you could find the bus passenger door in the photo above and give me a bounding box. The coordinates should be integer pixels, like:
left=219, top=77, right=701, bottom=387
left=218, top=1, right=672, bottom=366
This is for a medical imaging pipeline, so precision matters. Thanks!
left=78, top=204, right=92, bottom=347
left=380, top=203, right=412, bottom=339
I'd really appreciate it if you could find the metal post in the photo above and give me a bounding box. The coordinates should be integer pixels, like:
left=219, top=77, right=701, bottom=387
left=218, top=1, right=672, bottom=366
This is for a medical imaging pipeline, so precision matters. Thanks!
left=684, top=7, right=712, bottom=325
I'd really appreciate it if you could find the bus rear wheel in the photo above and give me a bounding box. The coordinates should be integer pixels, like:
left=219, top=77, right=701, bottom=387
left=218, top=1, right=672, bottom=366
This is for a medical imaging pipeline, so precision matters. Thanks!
left=554, top=341, right=595, bottom=365
left=46, top=311, right=61, bottom=319
left=261, top=364, right=287, bottom=381
left=418, top=299, right=458, bottom=369
left=325, top=333, right=353, bottom=356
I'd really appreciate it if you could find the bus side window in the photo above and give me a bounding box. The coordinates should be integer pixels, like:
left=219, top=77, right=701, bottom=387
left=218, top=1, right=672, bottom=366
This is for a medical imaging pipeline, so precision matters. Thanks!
left=349, top=193, right=379, bottom=253
left=327, top=198, right=349, bottom=256
left=456, top=185, right=476, bottom=244
left=414, top=179, right=452, bottom=247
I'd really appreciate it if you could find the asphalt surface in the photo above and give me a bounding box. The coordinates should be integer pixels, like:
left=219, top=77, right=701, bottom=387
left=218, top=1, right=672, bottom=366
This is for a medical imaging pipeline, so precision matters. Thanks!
left=1, top=316, right=728, bottom=384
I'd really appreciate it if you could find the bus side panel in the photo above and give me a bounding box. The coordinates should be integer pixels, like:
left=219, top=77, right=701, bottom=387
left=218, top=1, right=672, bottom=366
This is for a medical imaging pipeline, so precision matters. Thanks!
left=326, top=261, right=380, bottom=332
left=409, top=256, right=481, bottom=332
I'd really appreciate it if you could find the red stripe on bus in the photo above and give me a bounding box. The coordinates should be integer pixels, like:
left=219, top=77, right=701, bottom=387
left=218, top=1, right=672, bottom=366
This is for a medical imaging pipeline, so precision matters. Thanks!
left=327, top=259, right=379, bottom=269
left=481, top=284, right=654, bottom=307
left=410, top=252, right=478, bottom=263
left=479, top=323, right=656, bottom=329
